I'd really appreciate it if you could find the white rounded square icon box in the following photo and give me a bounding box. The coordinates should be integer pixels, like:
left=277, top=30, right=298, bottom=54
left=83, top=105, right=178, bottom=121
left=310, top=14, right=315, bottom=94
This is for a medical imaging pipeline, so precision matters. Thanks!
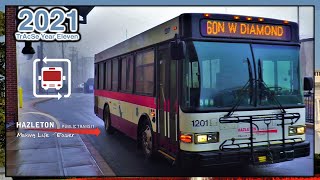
left=38, top=67, right=66, bottom=90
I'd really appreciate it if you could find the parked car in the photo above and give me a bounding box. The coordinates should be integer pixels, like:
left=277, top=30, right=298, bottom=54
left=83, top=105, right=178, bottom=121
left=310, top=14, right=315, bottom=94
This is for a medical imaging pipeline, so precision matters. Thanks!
left=84, top=78, right=94, bottom=93
left=74, top=83, right=84, bottom=93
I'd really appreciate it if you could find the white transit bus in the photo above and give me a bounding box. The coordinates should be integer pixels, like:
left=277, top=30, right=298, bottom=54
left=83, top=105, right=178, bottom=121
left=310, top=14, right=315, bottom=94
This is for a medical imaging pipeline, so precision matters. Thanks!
left=94, top=13, right=312, bottom=167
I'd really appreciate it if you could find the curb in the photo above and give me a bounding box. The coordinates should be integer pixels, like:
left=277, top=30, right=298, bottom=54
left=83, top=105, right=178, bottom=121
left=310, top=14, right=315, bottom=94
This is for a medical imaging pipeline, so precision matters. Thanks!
left=81, top=135, right=116, bottom=176
left=0, top=168, right=12, bottom=180
left=30, top=98, right=54, bottom=110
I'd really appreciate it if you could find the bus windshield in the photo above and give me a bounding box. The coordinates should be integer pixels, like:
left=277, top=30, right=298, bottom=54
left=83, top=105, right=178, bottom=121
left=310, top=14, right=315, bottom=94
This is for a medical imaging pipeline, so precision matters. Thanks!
left=182, top=41, right=303, bottom=111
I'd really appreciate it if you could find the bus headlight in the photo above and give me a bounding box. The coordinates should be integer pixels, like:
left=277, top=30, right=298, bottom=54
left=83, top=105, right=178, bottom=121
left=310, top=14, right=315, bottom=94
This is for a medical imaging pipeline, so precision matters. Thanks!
left=288, top=125, right=306, bottom=136
left=195, top=133, right=219, bottom=144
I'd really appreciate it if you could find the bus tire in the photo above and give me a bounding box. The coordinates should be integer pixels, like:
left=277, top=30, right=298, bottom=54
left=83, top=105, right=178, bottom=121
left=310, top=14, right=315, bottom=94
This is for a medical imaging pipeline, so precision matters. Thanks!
left=138, top=118, right=154, bottom=159
left=104, top=105, right=114, bottom=134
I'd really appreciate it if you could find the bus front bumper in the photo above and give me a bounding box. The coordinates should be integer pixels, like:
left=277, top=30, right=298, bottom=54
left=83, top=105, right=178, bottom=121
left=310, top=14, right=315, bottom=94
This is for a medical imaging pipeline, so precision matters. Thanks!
left=179, top=141, right=310, bottom=167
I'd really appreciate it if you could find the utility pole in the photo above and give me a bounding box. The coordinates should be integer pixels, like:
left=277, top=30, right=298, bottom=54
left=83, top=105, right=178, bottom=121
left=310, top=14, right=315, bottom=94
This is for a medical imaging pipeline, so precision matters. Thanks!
left=297, top=6, right=300, bottom=40
left=297, top=6, right=300, bottom=25
left=37, top=42, right=44, bottom=94
left=61, top=42, right=66, bottom=87
left=82, top=57, right=84, bottom=82
left=69, top=46, right=78, bottom=88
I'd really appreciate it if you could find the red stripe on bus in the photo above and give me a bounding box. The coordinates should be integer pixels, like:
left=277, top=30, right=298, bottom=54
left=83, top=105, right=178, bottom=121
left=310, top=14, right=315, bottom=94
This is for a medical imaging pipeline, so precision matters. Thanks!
left=244, top=129, right=278, bottom=133
left=95, top=90, right=156, bottom=108
left=110, top=113, right=138, bottom=140
left=255, top=129, right=278, bottom=133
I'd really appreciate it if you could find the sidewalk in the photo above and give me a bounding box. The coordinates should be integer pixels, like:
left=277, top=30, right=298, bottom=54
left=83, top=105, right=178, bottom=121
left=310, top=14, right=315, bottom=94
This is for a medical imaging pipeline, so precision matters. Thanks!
left=6, top=98, right=115, bottom=177
left=0, top=168, right=12, bottom=180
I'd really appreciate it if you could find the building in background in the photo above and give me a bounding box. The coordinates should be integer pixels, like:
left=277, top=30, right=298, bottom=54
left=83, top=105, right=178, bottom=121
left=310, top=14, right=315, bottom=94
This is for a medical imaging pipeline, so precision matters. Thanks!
left=300, top=38, right=314, bottom=79
left=316, top=70, right=320, bottom=83
left=71, top=56, right=94, bottom=89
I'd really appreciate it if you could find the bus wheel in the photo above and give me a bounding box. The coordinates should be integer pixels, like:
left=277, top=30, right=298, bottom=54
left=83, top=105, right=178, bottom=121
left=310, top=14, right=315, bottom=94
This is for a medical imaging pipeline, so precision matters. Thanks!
left=140, top=120, right=154, bottom=158
left=104, top=106, right=114, bottom=134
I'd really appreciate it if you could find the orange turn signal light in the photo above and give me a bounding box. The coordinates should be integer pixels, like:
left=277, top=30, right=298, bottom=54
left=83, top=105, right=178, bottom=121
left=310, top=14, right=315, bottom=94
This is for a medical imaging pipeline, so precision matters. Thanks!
left=150, top=109, right=155, bottom=117
left=284, top=20, right=289, bottom=24
left=173, top=26, right=178, bottom=30
left=246, top=17, right=252, bottom=21
left=180, top=134, right=192, bottom=143
left=258, top=18, right=264, bottom=22
left=204, top=13, right=210, bottom=17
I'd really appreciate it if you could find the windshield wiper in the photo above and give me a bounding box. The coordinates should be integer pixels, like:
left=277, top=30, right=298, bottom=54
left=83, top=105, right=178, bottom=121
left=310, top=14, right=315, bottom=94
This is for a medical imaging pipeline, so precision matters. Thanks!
left=224, top=58, right=254, bottom=117
left=258, top=59, right=286, bottom=114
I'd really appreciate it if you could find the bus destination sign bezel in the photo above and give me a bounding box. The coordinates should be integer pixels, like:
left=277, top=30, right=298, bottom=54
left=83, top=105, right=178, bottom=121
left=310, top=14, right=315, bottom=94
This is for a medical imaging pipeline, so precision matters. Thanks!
left=200, top=19, right=292, bottom=41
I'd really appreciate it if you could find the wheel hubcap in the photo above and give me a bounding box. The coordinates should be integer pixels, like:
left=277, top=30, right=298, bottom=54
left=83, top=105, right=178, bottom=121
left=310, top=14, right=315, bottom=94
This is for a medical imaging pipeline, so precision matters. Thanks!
left=142, top=125, right=152, bottom=155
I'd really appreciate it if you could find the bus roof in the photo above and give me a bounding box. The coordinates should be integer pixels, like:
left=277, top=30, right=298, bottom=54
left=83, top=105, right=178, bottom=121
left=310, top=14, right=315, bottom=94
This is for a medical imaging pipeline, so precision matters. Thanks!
left=95, top=13, right=298, bottom=63
left=95, top=16, right=179, bottom=63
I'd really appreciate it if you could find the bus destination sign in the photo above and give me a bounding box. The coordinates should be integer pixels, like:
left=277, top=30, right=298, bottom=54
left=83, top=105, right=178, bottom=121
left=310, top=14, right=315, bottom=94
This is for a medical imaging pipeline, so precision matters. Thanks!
left=201, top=20, right=291, bottom=41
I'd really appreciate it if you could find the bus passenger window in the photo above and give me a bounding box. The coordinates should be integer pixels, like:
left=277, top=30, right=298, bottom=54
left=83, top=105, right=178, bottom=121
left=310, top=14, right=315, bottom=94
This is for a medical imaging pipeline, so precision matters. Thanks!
left=135, top=49, right=154, bottom=95
left=106, top=61, right=112, bottom=90
left=127, top=56, right=133, bottom=92
left=112, top=59, right=119, bottom=91
left=121, top=57, right=127, bottom=91
left=105, top=63, right=108, bottom=90
left=94, top=64, right=98, bottom=90
left=120, top=55, right=134, bottom=92
left=99, top=62, right=105, bottom=89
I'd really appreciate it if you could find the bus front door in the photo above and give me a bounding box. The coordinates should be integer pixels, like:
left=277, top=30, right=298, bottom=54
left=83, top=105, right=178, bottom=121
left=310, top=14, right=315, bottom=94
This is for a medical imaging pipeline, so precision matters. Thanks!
left=157, top=45, right=179, bottom=159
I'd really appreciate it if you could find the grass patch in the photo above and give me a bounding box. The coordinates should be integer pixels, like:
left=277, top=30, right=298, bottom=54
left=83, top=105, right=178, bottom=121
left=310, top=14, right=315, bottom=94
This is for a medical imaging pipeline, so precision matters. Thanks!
left=315, top=154, right=320, bottom=173
left=0, top=98, right=4, bottom=167
left=0, top=148, right=3, bottom=167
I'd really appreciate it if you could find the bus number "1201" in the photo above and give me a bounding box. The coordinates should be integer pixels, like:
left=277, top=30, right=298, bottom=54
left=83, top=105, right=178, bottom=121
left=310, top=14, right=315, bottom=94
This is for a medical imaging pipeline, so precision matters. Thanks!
left=192, top=120, right=210, bottom=127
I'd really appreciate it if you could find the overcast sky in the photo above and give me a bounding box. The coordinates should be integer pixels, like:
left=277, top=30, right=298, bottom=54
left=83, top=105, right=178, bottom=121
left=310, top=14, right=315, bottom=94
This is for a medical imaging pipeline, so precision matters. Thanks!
left=0, top=6, right=314, bottom=48
left=76, top=6, right=313, bottom=57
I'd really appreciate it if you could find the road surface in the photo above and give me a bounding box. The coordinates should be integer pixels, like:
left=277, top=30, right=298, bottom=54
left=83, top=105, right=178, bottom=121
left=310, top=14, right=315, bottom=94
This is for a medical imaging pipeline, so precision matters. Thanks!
left=36, top=93, right=314, bottom=176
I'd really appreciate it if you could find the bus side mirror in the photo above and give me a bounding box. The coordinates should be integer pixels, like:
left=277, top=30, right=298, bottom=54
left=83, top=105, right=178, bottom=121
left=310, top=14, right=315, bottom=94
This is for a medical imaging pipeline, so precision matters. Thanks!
left=169, top=34, right=186, bottom=60
left=304, top=77, right=313, bottom=91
